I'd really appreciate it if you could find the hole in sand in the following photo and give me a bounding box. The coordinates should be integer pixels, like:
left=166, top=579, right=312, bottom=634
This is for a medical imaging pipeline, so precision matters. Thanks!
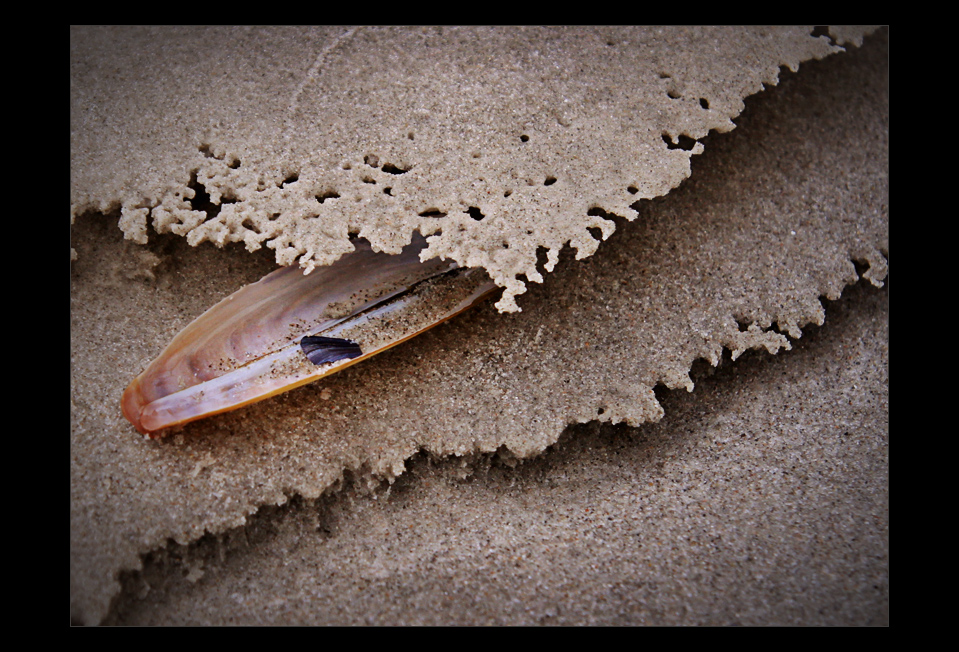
left=382, top=162, right=411, bottom=175
left=662, top=133, right=698, bottom=151
left=467, top=206, right=485, bottom=221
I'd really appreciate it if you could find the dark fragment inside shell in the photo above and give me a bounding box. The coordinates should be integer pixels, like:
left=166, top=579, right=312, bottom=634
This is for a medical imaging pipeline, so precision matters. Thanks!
left=300, top=336, right=363, bottom=366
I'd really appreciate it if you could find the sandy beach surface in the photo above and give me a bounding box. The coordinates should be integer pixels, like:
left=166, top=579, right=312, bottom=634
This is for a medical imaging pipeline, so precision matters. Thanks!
left=71, top=27, right=887, bottom=625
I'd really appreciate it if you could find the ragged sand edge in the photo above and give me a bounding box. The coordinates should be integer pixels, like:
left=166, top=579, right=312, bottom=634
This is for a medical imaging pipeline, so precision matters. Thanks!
left=71, top=26, right=876, bottom=312
left=102, top=275, right=888, bottom=625
left=71, top=28, right=886, bottom=625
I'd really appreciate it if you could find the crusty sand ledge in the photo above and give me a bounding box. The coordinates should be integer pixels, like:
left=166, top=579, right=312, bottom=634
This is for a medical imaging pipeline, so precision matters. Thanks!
left=71, top=27, right=887, bottom=625
left=71, top=26, right=873, bottom=312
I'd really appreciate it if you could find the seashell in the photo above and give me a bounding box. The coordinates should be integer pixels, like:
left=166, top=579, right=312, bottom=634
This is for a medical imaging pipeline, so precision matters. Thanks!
left=121, top=234, right=496, bottom=436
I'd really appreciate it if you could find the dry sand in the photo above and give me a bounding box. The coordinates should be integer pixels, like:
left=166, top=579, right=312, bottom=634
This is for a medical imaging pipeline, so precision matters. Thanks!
left=71, top=26, right=887, bottom=625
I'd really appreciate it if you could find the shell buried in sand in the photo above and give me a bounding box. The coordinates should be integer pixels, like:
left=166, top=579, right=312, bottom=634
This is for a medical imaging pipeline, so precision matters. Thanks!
left=121, top=234, right=497, bottom=436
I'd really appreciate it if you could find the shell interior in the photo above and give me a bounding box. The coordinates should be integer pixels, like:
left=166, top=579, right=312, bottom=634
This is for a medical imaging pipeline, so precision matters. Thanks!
left=121, top=234, right=496, bottom=435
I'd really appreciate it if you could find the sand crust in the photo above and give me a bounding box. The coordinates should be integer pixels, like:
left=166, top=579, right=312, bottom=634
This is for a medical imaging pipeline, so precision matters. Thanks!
left=70, top=27, right=886, bottom=624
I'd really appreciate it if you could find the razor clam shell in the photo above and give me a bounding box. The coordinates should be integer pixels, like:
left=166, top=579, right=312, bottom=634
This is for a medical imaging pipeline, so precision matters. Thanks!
left=122, top=236, right=495, bottom=435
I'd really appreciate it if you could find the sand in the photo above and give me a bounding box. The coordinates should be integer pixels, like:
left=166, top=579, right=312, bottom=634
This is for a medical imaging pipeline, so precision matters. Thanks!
left=71, top=26, right=887, bottom=625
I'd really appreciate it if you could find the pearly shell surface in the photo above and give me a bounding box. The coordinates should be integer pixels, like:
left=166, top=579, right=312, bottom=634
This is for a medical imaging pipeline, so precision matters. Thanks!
left=121, top=235, right=495, bottom=436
